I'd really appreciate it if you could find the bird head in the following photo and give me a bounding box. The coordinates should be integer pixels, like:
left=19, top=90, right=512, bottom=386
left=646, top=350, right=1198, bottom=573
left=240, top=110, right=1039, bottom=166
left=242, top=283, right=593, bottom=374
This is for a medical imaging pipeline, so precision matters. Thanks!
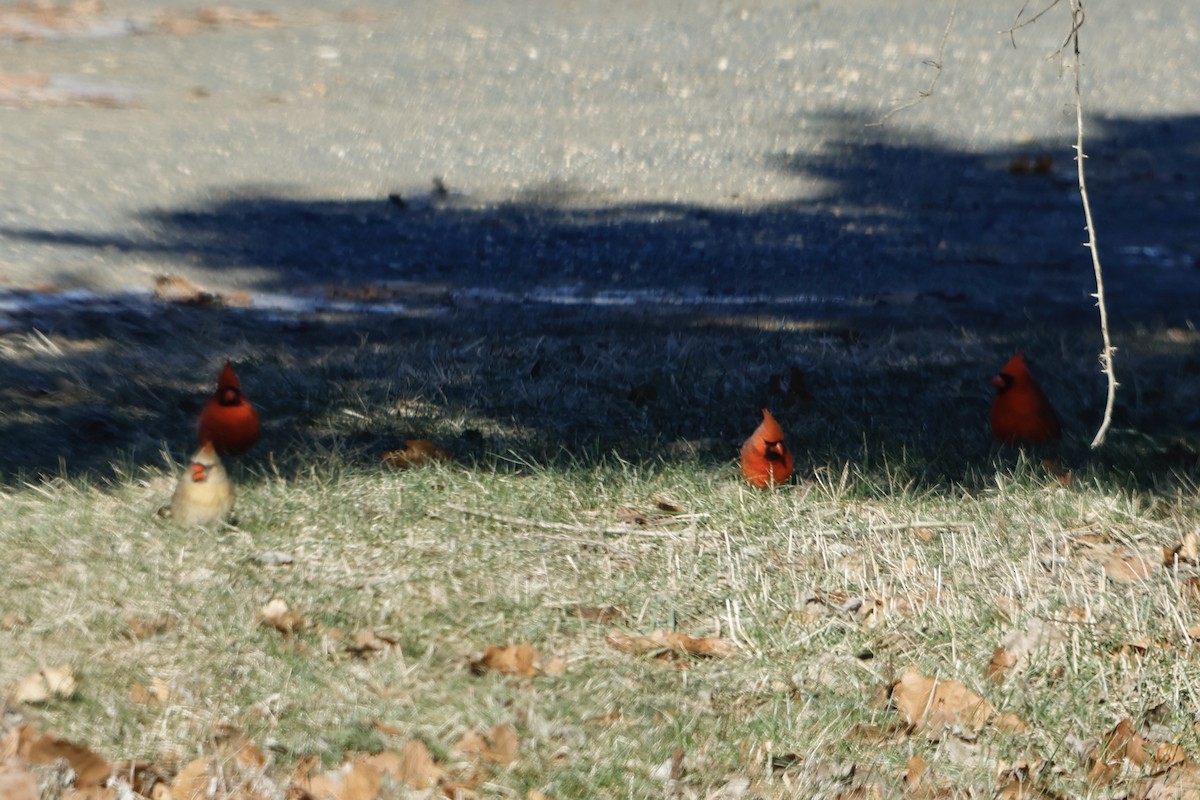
left=992, top=353, right=1027, bottom=393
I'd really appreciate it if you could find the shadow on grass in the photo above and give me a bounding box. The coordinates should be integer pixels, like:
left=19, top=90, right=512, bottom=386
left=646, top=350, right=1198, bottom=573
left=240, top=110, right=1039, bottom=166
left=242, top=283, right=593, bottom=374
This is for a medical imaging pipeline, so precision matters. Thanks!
left=1, top=110, right=1198, bottom=488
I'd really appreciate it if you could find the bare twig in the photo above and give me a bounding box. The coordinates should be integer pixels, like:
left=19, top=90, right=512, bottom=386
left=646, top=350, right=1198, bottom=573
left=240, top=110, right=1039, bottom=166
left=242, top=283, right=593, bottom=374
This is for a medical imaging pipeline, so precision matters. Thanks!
left=1063, top=0, right=1117, bottom=447
left=869, top=0, right=958, bottom=126
left=1004, top=0, right=1062, bottom=47
left=867, top=520, right=976, bottom=532
left=439, top=503, right=700, bottom=538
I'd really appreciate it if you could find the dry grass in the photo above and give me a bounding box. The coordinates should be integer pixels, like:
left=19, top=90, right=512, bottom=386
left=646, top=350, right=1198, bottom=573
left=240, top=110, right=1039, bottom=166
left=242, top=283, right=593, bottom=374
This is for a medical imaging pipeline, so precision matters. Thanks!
left=2, top=297, right=1200, bottom=797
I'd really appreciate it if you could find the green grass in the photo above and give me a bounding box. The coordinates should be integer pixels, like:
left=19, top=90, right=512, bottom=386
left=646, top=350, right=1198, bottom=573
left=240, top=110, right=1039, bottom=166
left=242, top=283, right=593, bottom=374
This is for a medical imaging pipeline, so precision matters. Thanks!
left=2, top=304, right=1200, bottom=797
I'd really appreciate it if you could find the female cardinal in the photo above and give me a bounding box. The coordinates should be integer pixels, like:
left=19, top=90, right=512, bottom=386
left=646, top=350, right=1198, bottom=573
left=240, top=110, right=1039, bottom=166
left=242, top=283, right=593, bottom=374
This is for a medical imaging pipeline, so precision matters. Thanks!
left=741, top=408, right=794, bottom=488
left=990, top=353, right=1061, bottom=446
left=169, top=441, right=235, bottom=528
left=197, top=360, right=260, bottom=456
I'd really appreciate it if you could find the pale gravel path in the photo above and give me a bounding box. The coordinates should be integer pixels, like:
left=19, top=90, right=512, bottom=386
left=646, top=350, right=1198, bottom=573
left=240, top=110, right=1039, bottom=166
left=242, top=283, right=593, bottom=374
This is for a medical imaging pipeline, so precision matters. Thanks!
left=0, top=0, right=1196, bottom=323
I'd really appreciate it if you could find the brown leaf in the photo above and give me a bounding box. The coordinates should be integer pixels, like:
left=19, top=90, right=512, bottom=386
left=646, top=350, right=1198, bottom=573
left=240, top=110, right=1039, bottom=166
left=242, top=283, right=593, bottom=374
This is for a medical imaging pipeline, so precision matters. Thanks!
left=985, top=618, right=1066, bottom=684
left=18, top=726, right=110, bottom=788
left=452, top=730, right=489, bottom=758
left=124, top=613, right=177, bottom=640
left=171, top=763, right=214, bottom=800
left=213, top=725, right=266, bottom=771
left=153, top=275, right=219, bottom=306
left=9, top=664, right=77, bottom=704
left=346, top=630, right=399, bottom=658
left=129, top=679, right=170, bottom=705
left=485, top=724, right=519, bottom=765
left=108, top=760, right=165, bottom=798
left=382, top=440, right=453, bottom=469
left=469, top=644, right=540, bottom=677
left=991, top=712, right=1030, bottom=734
left=1166, top=532, right=1200, bottom=565
left=365, top=740, right=445, bottom=789
left=0, top=759, right=37, bottom=800
left=567, top=605, right=627, bottom=624
left=371, top=720, right=405, bottom=737
left=605, top=629, right=736, bottom=660
left=0, top=613, right=28, bottom=629
left=1088, top=718, right=1152, bottom=786
left=1104, top=552, right=1155, bottom=582
left=890, top=667, right=994, bottom=736
left=302, top=757, right=381, bottom=800
left=260, top=599, right=305, bottom=635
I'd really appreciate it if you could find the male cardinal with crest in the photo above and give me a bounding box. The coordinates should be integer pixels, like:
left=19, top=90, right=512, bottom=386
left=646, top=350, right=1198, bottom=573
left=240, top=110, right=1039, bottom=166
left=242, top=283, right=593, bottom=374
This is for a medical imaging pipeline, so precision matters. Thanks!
left=741, top=408, right=794, bottom=488
left=169, top=441, right=235, bottom=528
left=990, top=353, right=1061, bottom=446
left=197, top=360, right=260, bottom=456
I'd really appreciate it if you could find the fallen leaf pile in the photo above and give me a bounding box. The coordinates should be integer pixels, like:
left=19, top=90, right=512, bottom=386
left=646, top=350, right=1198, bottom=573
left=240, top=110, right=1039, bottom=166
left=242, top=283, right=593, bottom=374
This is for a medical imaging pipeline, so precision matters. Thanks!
left=0, top=719, right=545, bottom=800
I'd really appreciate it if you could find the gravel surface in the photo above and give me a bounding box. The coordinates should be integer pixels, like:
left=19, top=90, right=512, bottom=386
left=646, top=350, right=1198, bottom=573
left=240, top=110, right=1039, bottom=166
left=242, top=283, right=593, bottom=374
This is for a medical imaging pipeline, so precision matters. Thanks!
left=0, top=0, right=1196, bottom=323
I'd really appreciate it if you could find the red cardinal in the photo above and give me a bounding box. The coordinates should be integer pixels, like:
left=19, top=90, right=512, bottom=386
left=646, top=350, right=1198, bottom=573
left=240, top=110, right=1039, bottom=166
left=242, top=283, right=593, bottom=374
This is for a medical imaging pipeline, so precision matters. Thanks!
left=197, top=360, right=260, bottom=456
left=990, top=353, right=1061, bottom=446
left=741, top=408, right=794, bottom=488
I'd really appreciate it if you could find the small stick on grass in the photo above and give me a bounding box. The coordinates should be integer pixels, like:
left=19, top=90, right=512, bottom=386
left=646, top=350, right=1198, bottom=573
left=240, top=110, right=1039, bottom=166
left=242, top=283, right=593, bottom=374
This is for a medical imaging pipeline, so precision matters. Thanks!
left=440, top=503, right=700, bottom=538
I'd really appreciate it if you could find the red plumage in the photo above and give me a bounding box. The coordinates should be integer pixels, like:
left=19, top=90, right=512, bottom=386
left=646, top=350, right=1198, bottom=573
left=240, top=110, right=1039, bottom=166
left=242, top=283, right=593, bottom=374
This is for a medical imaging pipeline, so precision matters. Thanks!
left=197, top=360, right=260, bottom=456
left=989, top=353, right=1061, bottom=446
left=741, top=408, right=795, bottom=489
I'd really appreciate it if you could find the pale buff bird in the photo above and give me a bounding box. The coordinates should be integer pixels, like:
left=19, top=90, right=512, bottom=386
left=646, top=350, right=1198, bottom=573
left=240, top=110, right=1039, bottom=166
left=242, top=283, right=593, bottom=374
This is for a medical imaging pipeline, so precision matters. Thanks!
left=169, top=441, right=235, bottom=527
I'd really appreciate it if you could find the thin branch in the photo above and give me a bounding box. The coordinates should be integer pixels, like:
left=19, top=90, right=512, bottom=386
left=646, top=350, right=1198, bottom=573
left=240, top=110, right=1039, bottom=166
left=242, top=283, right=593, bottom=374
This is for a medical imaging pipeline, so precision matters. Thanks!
left=438, top=503, right=701, bottom=538
left=867, top=520, right=976, bottom=532
left=1004, top=0, right=1062, bottom=47
left=1065, top=0, right=1117, bottom=447
left=869, top=0, right=958, bottom=126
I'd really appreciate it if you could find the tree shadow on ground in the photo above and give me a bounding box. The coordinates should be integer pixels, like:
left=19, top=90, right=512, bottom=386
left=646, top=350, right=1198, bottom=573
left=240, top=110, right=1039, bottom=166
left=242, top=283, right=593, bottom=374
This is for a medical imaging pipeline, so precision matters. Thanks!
left=1, top=110, right=1198, bottom=488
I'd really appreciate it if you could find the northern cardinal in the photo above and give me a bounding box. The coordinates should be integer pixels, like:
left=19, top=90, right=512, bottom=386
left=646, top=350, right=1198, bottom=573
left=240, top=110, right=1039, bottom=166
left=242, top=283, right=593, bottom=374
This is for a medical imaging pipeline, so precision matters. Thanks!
left=197, top=360, right=260, bottom=456
left=990, top=353, right=1061, bottom=446
left=741, top=408, right=794, bottom=488
left=169, top=441, right=235, bottom=528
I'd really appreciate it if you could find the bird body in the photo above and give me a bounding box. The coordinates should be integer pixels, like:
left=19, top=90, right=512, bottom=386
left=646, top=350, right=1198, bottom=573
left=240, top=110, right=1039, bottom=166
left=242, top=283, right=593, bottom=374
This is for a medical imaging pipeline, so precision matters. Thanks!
left=197, top=361, right=260, bottom=456
left=990, top=353, right=1061, bottom=446
left=741, top=408, right=794, bottom=488
left=170, top=442, right=235, bottom=527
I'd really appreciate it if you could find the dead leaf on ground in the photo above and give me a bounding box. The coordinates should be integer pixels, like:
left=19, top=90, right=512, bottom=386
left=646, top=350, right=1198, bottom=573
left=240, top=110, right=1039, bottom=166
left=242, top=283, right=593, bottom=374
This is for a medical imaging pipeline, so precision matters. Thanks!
left=260, top=599, right=305, bottom=635
left=985, top=617, right=1067, bottom=683
left=9, top=664, right=77, bottom=704
left=1104, top=551, right=1156, bottom=583
left=297, top=756, right=381, bottom=800
left=566, top=604, right=627, bottom=624
left=153, top=275, right=219, bottom=305
left=0, top=758, right=37, bottom=800
left=107, top=760, right=165, bottom=798
left=213, top=725, right=266, bottom=771
left=382, top=440, right=453, bottom=469
left=605, top=629, right=736, bottom=661
left=454, top=724, right=520, bottom=766
left=169, top=758, right=213, bottom=800
left=345, top=630, right=399, bottom=659
left=890, top=667, right=995, bottom=737
left=0, top=612, right=28, bottom=629
left=129, top=679, right=170, bottom=705
left=155, top=6, right=281, bottom=34
left=365, top=740, right=446, bottom=789
left=124, top=612, right=178, bottom=639
left=469, top=643, right=542, bottom=677
left=16, top=726, right=110, bottom=788
left=1130, top=759, right=1200, bottom=799
left=1087, top=718, right=1152, bottom=787
left=1163, top=532, right=1200, bottom=565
